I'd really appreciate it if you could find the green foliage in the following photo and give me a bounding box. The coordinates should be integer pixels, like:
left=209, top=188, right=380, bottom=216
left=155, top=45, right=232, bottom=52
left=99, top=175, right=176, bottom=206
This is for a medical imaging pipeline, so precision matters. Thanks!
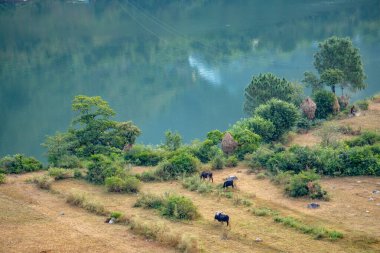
left=244, top=73, right=302, bottom=114
left=194, top=139, right=221, bottom=163
left=254, top=99, right=300, bottom=140
left=86, top=154, right=125, bottom=184
left=135, top=193, right=199, bottom=220
left=355, top=99, right=369, bottom=110
left=285, top=170, right=328, bottom=199
left=164, top=131, right=182, bottom=151
left=247, top=116, right=276, bottom=142
left=313, top=90, right=336, bottom=119
left=314, top=36, right=366, bottom=93
left=232, top=129, right=261, bottom=159
left=48, top=168, right=73, bottom=180
left=0, top=154, right=43, bottom=174
left=0, top=173, right=6, bottom=184
left=211, top=154, right=225, bottom=170
left=182, top=175, right=213, bottom=194
left=206, top=130, right=223, bottom=145
left=225, top=155, right=238, bottom=167
left=125, top=144, right=164, bottom=166
left=249, top=147, right=275, bottom=171
left=320, top=68, right=344, bottom=94
left=45, top=95, right=141, bottom=159
left=302, top=71, right=323, bottom=93
left=155, top=153, right=199, bottom=180
left=134, top=193, right=165, bottom=209
left=105, top=175, right=140, bottom=193
left=161, top=194, right=199, bottom=220
left=271, top=171, right=294, bottom=185
left=345, top=131, right=380, bottom=147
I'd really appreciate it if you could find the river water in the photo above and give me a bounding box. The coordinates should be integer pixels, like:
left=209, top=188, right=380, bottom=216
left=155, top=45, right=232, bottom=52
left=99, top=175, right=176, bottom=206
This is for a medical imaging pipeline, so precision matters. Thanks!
left=1, top=0, right=379, bottom=161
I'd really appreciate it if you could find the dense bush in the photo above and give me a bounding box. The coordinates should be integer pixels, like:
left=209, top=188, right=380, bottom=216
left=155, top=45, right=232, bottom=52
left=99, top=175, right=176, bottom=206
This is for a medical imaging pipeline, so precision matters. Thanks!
left=225, top=155, right=238, bottom=167
left=136, top=170, right=161, bottom=182
left=134, top=193, right=165, bottom=209
left=345, top=131, right=380, bottom=147
left=164, top=131, right=182, bottom=151
left=55, top=155, right=81, bottom=169
left=249, top=147, right=275, bottom=170
left=86, top=154, right=125, bottom=184
left=194, top=139, right=221, bottom=163
left=48, top=168, right=73, bottom=180
left=125, top=145, right=165, bottom=166
left=285, top=170, right=328, bottom=199
left=313, top=90, right=336, bottom=119
left=254, top=99, right=300, bottom=140
left=105, top=176, right=141, bottom=193
left=211, top=154, right=225, bottom=170
left=232, top=129, right=261, bottom=159
left=247, top=116, right=276, bottom=142
left=161, top=194, right=199, bottom=220
left=182, top=175, right=213, bottom=194
left=0, top=154, right=43, bottom=174
left=155, top=153, right=199, bottom=180
left=206, top=130, right=224, bottom=145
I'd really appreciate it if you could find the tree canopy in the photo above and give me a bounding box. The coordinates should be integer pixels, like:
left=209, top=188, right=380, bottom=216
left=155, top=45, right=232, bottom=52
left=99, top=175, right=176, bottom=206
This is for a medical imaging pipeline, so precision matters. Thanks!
left=244, top=73, right=302, bottom=115
left=314, top=36, right=366, bottom=94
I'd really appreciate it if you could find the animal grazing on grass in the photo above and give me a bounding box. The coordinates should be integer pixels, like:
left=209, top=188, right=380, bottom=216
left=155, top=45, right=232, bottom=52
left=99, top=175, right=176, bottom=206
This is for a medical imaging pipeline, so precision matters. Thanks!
left=214, top=211, right=229, bottom=226
left=222, top=179, right=234, bottom=189
left=200, top=171, right=213, bottom=182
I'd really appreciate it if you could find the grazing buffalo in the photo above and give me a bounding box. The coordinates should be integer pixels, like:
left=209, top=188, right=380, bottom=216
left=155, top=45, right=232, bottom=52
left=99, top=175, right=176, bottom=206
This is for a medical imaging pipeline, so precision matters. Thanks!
left=200, top=171, right=213, bottom=182
left=222, top=179, right=234, bottom=189
left=214, top=211, right=229, bottom=226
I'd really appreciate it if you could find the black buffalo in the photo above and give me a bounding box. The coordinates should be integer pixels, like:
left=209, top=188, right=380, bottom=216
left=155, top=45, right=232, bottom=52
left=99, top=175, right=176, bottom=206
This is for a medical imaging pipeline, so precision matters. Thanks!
left=214, top=211, right=229, bottom=226
left=200, top=171, right=213, bottom=182
left=222, top=179, right=234, bottom=189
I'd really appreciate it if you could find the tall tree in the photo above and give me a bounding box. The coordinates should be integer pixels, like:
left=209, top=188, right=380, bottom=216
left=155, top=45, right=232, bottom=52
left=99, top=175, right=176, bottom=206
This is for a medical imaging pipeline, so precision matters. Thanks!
left=244, top=73, right=302, bottom=115
left=320, top=68, right=344, bottom=94
left=314, top=36, right=366, bottom=94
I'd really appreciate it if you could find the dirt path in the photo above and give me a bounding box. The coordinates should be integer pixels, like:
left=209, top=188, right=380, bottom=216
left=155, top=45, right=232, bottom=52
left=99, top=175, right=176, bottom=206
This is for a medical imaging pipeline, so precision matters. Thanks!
left=0, top=175, right=175, bottom=253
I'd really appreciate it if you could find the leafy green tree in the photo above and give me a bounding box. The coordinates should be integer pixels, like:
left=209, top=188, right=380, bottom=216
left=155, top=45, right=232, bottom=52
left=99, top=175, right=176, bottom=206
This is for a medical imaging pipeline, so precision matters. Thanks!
left=164, top=131, right=182, bottom=151
left=320, top=68, right=344, bottom=94
left=232, top=129, right=261, bottom=159
left=312, top=90, right=336, bottom=119
left=254, top=99, right=300, bottom=140
left=244, top=73, right=302, bottom=115
left=206, top=129, right=223, bottom=145
left=302, top=71, right=323, bottom=93
left=314, top=36, right=366, bottom=94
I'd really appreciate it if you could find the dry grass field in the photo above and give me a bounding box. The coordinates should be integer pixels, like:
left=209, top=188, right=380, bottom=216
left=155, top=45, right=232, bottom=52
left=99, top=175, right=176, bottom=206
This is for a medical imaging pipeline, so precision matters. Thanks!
left=1, top=97, right=379, bottom=253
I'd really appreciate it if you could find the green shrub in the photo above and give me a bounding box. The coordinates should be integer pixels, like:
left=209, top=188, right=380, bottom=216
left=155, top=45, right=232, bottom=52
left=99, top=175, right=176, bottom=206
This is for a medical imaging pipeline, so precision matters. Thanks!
left=0, top=173, right=6, bottom=184
left=249, top=147, right=275, bottom=170
left=182, top=175, right=213, bottom=194
left=137, top=170, right=161, bottom=182
left=134, top=193, right=165, bottom=209
left=247, top=116, right=276, bottom=142
left=256, top=172, right=266, bottom=179
left=105, top=176, right=141, bottom=193
left=338, top=146, right=380, bottom=176
left=346, top=131, right=380, bottom=147
left=313, top=90, right=336, bottom=119
left=285, top=171, right=328, bottom=199
left=48, top=168, right=72, bottom=180
left=211, top=155, right=224, bottom=170
left=125, top=145, right=164, bottom=166
left=254, top=98, right=300, bottom=140
left=164, top=131, right=182, bottom=151
left=155, top=153, right=199, bottom=180
left=194, top=139, right=221, bottom=163
left=206, top=130, right=224, bottom=145
left=232, top=129, right=261, bottom=159
left=86, top=154, right=125, bottom=184
left=0, top=154, right=43, bottom=174
left=225, top=155, right=238, bottom=167
left=161, top=194, right=199, bottom=220
left=55, top=155, right=82, bottom=169
left=271, top=171, right=294, bottom=185
left=355, top=100, right=369, bottom=110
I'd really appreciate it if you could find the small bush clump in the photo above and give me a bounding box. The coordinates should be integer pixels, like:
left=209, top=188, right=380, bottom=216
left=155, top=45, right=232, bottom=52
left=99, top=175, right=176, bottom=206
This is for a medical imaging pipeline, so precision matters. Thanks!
left=134, top=193, right=165, bottom=209
left=211, top=155, right=224, bottom=170
left=225, top=155, right=238, bottom=167
left=182, top=175, right=213, bottom=194
left=0, top=154, right=43, bottom=174
left=29, top=175, right=53, bottom=190
left=285, top=171, right=328, bottom=200
left=73, top=168, right=83, bottom=179
left=155, top=153, right=199, bottom=180
left=162, top=194, right=199, bottom=220
left=48, top=168, right=73, bottom=180
left=125, top=145, right=165, bottom=166
left=105, top=176, right=141, bottom=193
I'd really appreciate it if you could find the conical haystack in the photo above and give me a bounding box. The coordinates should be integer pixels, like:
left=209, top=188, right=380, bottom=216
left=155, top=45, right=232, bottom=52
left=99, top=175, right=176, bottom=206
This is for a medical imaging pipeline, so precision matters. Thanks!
left=221, top=132, right=238, bottom=156
left=300, top=97, right=317, bottom=120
